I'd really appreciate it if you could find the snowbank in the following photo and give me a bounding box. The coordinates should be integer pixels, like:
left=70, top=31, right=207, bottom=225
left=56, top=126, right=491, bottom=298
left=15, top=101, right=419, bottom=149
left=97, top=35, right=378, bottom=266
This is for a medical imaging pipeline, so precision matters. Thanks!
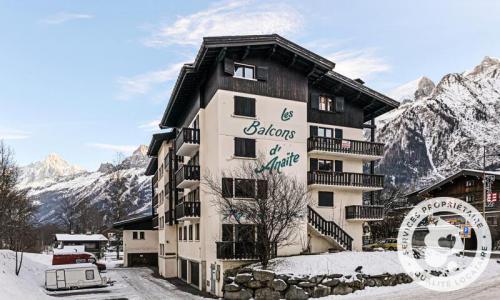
left=260, top=251, right=404, bottom=276
left=0, top=250, right=52, bottom=299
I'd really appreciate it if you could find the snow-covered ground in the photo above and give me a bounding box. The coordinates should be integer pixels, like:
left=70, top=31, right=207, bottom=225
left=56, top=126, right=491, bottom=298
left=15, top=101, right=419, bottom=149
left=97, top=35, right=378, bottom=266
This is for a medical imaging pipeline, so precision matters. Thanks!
left=0, top=250, right=203, bottom=300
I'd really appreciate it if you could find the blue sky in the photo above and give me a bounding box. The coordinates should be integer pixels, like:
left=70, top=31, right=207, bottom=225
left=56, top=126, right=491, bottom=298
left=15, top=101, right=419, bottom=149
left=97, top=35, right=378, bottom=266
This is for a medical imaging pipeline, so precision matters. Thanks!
left=1, top=0, right=500, bottom=170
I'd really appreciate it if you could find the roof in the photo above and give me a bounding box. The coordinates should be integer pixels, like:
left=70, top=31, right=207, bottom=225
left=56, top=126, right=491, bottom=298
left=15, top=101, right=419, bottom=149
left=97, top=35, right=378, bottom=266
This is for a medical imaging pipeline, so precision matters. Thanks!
left=160, top=34, right=398, bottom=127
left=113, top=214, right=154, bottom=229
left=147, top=131, right=176, bottom=157
left=47, top=263, right=96, bottom=270
left=419, top=169, right=500, bottom=195
left=55, top=234, right=108, bottom=242
left=144, top=157, right=157, bottom=176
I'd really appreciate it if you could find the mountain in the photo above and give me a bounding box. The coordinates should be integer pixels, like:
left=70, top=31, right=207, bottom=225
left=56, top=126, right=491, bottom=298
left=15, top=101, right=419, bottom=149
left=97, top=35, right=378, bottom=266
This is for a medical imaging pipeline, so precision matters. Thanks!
left=376, top=56, right=500, bottom=190
left=18, top=153, right=85, bottom=188
left=20, top=146, right=152, bottom=224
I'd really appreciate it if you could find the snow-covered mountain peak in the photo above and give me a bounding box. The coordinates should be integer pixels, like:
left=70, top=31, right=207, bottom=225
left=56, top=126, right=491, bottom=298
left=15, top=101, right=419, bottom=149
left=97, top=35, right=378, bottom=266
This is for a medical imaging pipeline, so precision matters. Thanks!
left=19, top=153, right=86, bottom=187
left=133, top=145, right=148, bottom=157
left=464, top=56, right=500, bottom=78
left=387, top=76, right=435, bottom=103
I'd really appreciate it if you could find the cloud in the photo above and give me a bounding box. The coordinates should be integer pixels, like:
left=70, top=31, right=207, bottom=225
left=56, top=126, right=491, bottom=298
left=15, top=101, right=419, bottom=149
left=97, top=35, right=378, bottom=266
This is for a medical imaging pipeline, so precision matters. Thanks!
left=138, top=120, right=161, bottom=132
left=86, top=143, right=137, bottom=154
left=116, top=62, right=185, bottom=100
left=327, top=48, right=390, bottom=80
left=41, top=12, right=94, bottom=25
left=0, top=129, right=30, bottom=140
left=144, top=0, right=303, bottom=47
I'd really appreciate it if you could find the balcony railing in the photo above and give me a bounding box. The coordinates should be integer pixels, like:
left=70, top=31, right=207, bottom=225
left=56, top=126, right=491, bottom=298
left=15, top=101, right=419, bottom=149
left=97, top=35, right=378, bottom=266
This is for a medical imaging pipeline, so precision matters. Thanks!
left=175, top=201, right=201, bottom=220
left=152, top=172, right=159, bottom=189
left=307, top=171, right=384, bottom=189
left=216, top=241, right=277, bottom=260
left=307, top=136, right=384, bottom=157
left=152, top=194, right=159, bottom=207
left=175, top=128, right=200, bottom=156
left=307, top=205, right=352, bottom=250
left=175, top=165, right=200, bottom=188
left=345, top=205, right=384, bottom=220
left=152, top=216, right=159, bottom=228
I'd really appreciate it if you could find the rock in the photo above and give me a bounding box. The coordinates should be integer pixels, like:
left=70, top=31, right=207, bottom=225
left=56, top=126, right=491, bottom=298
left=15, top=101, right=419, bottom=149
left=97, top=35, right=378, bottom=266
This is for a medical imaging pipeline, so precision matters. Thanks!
left=224, top=288, right=253, bottom=300
left=298, top=281, right=316, bottom=288
left=285, top=285, right=309, bottom=300
left=276, top=274, right=290, bottom=282
left=322, top=278, right=340, bottom=287
left=344, top=275, right=352, bottom=279
left=309, top=275, right=325, bottom=284
left=253, top=270, right=275, bottom=282
left=223, top=283, right=241, bottom=292
left=355, top=266, right=363, bottom=273
left=238, top=267, right=253, bottom=274
left=286, top=276, right=302, bottom=285
left=332, top=283, right=353, bottom=295
left=356, top=274, right=363, bottom=280
left=312, top=284, right=330, bottom=298
left=235, top=273, right=253, bottom=285
left=329, top=273, right=343, bottom=278
left=271, top=279, right=288, bottom=291
left=374, top=278, right=383, bottom=286
left=245, top=279, right=263, bottom=289
left=349, top=280, right=365, bottom=291
left=255, top=287, right=280, bottom=300
left=224, top=269, right=238, bottom=278
left=365, top=279, right=376, bottom=287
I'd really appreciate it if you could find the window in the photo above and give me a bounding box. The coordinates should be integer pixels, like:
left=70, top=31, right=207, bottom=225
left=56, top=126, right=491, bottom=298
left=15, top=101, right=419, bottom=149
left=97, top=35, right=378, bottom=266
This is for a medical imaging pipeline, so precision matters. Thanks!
left=85, top=270, right=95, bottom=280
left=180, top=259, right=188, bottom=281
left=222, top=178, right=234, bottom=197
left=334, top=129, right=343, bottom=139
left=189, top=225, right=193, bottom=241
left=178, top=227, right=182, bottom=240
left=222, top=224, right=234, bottom=241
left=465, top=180, right=475, bottom=187
left=318, top=127, right=333, bottom=138
left=257, top=180, right=268, bottom=199
left=335, top=96, right=345, bottom=112
left=235, top=179, right=255, bottom=198
left=195, top=223, right=200, bottom=240
left=319, top=96, right=334, bottom=112
left=487, top=216, right=498, bottom=225
left=190, top=262, right=200, bottom=287
left=133, top=232, right=138, bottom=240
left=318, top=192, right=334, bottom=207
left=234, top=138, right=256, bottom=158
left=188, top=189, right=200, bottom=202
left=318, top=159, right=333, bottom=171
left=465, top=194, right=475, bottom=203
left=234, top=96, right=256, bottom=117
left=234, top=63, right=255, bottom=80
left=140, top=231, right=145, bottom=240
left=184, top=226, right=188, bottom=241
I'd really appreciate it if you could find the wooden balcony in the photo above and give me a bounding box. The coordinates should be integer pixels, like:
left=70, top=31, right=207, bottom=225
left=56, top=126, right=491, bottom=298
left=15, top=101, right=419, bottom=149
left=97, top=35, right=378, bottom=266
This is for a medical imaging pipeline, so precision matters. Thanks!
left=345, top=205, right=384, bottom=221
left=307, top=171, right=384, bottom=191
left=175, top=128, right=200, bottom=157
left=175, top=201, right=200, bottom=221
left=175, top=165, right=200, bottom=189
left=216, top=241, right=277, bottom=260
left=307, top=136, right=384, bottom=161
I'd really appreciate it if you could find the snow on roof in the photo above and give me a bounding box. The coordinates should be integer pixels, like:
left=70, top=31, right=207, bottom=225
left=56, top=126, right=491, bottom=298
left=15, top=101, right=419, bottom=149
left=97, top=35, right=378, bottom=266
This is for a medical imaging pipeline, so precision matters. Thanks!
left=55, top=234, right=108, bottom=242
left=46, top=263, right=96, bottom=270
left=461, top=169, right=500, bottom=176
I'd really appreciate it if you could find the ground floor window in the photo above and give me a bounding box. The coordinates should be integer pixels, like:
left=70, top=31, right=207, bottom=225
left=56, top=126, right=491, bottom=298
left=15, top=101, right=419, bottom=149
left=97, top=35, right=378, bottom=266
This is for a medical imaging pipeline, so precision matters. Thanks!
left=190, top=261, right=199, bottom=287
left=85, top=270, right=94, bottom=280
left=318, top=191, right=334, bottom=207
left=195, top=223, right=200, bottom=240
left=180, top=259, right=188, bottom=281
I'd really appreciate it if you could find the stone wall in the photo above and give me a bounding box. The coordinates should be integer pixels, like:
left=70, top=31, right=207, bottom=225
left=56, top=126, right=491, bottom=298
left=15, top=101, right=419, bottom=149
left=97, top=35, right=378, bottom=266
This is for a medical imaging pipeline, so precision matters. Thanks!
left=223, top=267, right=413, bottom=300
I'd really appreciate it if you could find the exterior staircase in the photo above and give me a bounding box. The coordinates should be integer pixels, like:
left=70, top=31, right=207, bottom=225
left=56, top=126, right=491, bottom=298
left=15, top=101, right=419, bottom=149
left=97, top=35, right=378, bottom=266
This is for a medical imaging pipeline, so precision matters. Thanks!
left=307, top=205, right=353, bottom=251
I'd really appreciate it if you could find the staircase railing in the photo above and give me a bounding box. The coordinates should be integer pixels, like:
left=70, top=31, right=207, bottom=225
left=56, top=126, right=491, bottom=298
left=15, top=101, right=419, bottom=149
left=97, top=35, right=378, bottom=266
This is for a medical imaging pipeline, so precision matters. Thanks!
left=307, top=205, right=353, bottom=250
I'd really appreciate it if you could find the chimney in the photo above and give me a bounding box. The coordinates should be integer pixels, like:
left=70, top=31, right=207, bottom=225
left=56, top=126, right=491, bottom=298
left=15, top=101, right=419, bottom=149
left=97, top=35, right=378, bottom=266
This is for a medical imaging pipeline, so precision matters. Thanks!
left=354, top=78, right=365, bottom=84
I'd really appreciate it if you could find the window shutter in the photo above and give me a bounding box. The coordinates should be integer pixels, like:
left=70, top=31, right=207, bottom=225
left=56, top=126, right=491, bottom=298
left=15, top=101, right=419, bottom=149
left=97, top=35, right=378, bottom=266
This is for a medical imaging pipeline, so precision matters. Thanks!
left=257, top=180, right=268, bottom=199
left=246, top=139, right=256, bottom=158
left=310, top=158, right=318, bottom=171
left=256, top=66, right=268, bottom=81
left=318, top=192, right=334, bottom=207
left=334, top=160, right=343, bottom=173
left=222, top=178, right=233, bottom=197
left=335, top=96, right=345, bottom=112
left=223, top=58, right=234, bottom=75
left=248, top=97, right=256, bottom=117
left=310, top=126, right=318, bottom=137
left=234, top=138, right=244, bottom=157
left=334, top=128, right=343, bottom=139
left=310, top=93, right=319, bottom=109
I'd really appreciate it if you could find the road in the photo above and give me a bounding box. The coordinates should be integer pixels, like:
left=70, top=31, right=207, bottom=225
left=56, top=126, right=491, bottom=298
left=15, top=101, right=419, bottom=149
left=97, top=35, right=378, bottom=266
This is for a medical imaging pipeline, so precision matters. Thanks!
left=56, top=267, right=205, bottom=300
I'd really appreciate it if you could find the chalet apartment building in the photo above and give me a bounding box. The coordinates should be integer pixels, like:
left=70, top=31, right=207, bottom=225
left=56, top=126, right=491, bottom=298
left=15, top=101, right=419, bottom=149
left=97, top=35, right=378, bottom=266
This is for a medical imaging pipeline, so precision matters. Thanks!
left=143, top=34, right=398, bottom=296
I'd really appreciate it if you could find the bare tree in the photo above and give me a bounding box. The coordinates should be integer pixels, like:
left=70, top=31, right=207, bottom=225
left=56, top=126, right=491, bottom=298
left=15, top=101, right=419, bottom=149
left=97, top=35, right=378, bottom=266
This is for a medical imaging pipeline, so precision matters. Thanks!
left=369, top=185, right=408, bottom=240
left=0, top=141, right=37, bottom=275
left=204, top=157, right=309, bottom=268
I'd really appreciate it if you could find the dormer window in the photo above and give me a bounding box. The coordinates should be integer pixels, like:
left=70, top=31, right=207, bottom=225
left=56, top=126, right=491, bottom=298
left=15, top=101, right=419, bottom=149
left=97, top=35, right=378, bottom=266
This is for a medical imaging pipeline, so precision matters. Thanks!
left=234, top=63, right=255, bottom=80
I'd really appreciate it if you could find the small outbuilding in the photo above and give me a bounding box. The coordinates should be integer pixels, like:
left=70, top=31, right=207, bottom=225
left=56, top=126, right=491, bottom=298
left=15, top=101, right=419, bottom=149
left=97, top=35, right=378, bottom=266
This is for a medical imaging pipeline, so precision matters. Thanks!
left=113, top=215, right=158, bottom=267
left=54, top=234, right=108, bottom=258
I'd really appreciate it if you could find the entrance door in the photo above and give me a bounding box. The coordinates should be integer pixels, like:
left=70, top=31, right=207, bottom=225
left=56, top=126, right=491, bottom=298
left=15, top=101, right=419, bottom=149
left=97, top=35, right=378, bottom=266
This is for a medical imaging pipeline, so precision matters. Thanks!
left=56, top=270, right=66, bottom=289
left=210, top=264, right=216, bottom=294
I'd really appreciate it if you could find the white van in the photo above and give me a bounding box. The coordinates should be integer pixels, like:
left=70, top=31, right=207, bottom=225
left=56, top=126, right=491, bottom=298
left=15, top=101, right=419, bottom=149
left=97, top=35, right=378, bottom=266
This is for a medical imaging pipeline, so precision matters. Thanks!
left=45, top=263, right=107, bottom=290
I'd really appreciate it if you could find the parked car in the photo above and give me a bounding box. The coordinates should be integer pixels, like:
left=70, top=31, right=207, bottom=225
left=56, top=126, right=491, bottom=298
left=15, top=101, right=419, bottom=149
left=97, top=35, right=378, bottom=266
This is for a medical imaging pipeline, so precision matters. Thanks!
left=52, top=252, right=106, bottom=271
left=364, top=238, right=398, bottom=251
left=45, top=263, right=107, bottom=290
